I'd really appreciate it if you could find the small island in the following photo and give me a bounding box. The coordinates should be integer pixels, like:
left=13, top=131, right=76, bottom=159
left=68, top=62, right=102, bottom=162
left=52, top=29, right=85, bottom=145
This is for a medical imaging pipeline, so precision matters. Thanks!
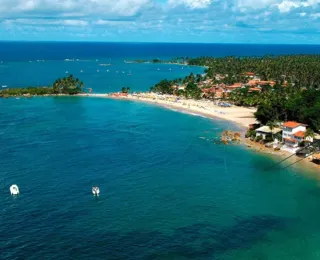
left=0, top=75, right=84, bottom=97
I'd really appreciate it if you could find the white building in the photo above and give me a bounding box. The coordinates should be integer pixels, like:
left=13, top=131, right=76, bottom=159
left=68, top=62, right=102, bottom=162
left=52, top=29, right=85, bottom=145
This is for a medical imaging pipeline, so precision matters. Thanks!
left=255, top=126, right=282, bottom=141
left=281, top=121, right=311, bottom=153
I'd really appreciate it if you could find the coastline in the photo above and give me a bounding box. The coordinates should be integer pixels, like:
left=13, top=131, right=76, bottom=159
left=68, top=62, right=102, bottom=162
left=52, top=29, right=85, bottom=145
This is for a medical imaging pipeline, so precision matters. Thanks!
left=4, top=92, right=319, bottom=174
left=77, top=93, right=257, bottom=130
left=77, top=93, right=320, bottom=174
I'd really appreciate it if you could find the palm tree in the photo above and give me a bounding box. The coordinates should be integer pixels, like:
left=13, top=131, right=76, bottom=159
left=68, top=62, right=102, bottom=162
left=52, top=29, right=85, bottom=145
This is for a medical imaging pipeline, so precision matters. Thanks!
left=267, top=120, right=278, bottom=142
left=305, top=128, right=315, bottom=142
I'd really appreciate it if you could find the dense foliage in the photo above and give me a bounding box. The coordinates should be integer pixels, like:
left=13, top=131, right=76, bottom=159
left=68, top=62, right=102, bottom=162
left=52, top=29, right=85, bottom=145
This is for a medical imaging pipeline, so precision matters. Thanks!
left=188, top=55, right=320, bottom=88
left=150, top=79, right=174, bottom=94
left=52, top=75, right=84, bottom=94
left=0, top=86, right=54, bottom=96
left=0, top=75, right=84, bottom=97
left=121, top=87, right=131, bottom=93
left=230, top=86, right=320, bottom=131
left=151, top=55, right=320, bottom=131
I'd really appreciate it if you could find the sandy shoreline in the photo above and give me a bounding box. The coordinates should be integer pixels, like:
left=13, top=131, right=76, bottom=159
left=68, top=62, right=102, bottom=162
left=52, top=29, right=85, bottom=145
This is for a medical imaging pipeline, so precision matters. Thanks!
left=77, top=93, right=257, bottom=129
left=77, top=93, right=320, bottom=174
left=6, top=92, right=320, bottom=174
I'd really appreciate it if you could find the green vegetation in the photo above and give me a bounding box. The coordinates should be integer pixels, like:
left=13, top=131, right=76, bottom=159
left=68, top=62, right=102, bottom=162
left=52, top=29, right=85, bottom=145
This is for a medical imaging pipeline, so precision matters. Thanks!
left=184, top=82, right=202, bottom=99
left=121, top=87, right=131, bottom=93
left=0, top=75, right=84, bottom=97
left=188, top=55, right=320, bottom=87
left=52, top=75, right=84, bottom=94
left=150, top=79, right=174, bottom=94
left=152, top=54, right=320, bottom=131
left=131, top=57, right=189, bottom=65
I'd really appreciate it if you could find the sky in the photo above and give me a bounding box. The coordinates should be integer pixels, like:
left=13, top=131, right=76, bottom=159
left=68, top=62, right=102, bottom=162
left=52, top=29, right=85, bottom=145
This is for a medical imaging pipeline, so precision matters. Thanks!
left=0, top=0, right=319, bottom=44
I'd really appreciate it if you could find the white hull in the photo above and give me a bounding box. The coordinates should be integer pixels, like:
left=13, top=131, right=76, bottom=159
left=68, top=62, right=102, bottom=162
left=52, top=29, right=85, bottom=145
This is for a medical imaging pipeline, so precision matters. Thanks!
left=92, top=187, right=100, bottom=196
left=10, top=185, right=19, bottom=195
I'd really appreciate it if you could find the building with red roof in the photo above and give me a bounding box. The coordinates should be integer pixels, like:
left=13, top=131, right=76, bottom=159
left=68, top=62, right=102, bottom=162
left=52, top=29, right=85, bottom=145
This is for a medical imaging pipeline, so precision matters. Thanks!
left=281, top=121, right=310, bottom=151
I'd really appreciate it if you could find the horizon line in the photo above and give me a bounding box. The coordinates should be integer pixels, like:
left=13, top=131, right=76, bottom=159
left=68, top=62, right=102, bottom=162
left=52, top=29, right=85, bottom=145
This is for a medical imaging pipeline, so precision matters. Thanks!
left=0, top=40, right=319, bottom=46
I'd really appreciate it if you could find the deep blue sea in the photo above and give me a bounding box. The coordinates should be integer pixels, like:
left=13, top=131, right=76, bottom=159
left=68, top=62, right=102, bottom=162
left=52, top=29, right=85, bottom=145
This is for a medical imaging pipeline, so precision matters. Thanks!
left=2, top=42, right=320, bottom=260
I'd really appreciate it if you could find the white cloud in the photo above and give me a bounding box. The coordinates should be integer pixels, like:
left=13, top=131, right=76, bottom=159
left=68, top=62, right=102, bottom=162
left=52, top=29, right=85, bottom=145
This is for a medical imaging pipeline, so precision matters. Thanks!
left=2, top=18, right=88, bottom=26
left=236, top=0, right=279, bottom=9
left=311, top=12, right=320, bottom=18
left=277, top=1, right=309, bottom=13
left=63, top=19, right=88, bottom=26
left=0, top=0, right=151, bottom=17
left=167, top=0, right=212, bottom=9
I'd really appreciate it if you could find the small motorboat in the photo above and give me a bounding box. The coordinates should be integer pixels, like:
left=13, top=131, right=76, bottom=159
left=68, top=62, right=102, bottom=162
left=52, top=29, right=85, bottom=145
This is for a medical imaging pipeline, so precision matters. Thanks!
left=92, top=186, right=100, bottom=196
left=10, top=184, right=19, bottom=195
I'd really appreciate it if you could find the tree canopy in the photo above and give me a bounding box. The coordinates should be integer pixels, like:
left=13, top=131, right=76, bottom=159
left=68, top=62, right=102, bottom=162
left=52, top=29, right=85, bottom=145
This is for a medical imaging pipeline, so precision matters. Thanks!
left=0, top=75, right=84, bottom=97
left=52, top=75, right=84, bottom=94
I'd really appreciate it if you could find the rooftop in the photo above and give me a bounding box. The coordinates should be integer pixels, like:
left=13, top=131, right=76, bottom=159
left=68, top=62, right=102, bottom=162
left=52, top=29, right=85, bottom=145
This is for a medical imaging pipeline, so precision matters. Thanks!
left=284, top=137, right=297, bottom=143
left=283, top=121, right=302, bottom=128
left=294, top=131, right=305, bottom=138
left=256, top=126, right=282, bottom=134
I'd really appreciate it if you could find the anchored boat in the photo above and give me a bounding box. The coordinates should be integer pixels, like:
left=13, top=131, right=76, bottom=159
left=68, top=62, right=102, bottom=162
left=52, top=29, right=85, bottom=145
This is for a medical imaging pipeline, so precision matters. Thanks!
left=92, top=186, right=100, bottom=196
left=10, top=185, right=19, bottom=195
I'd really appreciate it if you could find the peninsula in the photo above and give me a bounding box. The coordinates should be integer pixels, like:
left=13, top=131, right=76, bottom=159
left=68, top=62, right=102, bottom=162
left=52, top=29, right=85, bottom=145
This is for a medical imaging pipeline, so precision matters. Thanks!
left=0, top=75, right=84, bottom=97
left=2, top=54, right=320, bottom=164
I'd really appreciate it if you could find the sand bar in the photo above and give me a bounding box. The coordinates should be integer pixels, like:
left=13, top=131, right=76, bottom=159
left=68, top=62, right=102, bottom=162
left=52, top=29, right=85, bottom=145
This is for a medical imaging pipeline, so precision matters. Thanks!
left=77, top=93, right=257, bottom=129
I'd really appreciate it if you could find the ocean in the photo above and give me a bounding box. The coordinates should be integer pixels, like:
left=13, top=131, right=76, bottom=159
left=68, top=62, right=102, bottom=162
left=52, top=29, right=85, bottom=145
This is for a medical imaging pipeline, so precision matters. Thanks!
left=1, top=42, right=320, bottom=260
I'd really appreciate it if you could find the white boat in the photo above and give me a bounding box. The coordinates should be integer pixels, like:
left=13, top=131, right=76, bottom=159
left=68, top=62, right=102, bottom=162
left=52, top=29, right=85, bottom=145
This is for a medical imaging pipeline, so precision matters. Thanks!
left=92, top=186, right=100, bottom=196
left=2, top=85, right=7, bottom=88
left=65, top=71, right=69, bottom=74
left=10, top=184, right=19, bottom=195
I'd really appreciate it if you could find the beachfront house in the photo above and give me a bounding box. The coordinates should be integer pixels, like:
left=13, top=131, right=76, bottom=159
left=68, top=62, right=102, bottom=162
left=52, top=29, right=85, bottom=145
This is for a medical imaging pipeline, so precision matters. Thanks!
left=281, top=121, right=312, bottom=152
left=255, top=126, right=282, bottom=141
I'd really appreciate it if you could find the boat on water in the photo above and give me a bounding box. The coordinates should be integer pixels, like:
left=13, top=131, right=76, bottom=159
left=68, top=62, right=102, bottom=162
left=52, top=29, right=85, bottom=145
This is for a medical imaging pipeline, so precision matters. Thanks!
left=92, top=186, right=100, bottom=196
left=2, top=85, right=7, bottom=88
left=10, top=185, right=19, bottom=195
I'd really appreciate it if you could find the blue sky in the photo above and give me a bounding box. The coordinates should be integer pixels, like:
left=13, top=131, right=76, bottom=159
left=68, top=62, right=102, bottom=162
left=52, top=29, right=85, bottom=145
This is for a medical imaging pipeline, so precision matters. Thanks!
left=0, top=0, right=319, bottom=43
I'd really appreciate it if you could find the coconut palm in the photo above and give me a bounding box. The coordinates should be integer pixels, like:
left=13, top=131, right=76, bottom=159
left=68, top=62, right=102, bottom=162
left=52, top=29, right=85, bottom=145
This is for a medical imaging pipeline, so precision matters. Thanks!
left=305, top=128, right=315, bottom=142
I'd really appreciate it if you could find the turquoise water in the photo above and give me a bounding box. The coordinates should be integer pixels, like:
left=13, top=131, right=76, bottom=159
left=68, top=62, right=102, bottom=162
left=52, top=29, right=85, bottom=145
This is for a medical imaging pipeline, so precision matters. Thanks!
left=0, top=59, right=204, bottom=93
left=2, top=42, right=320, bottom=259
left=1, top=96, right=320, bottom=259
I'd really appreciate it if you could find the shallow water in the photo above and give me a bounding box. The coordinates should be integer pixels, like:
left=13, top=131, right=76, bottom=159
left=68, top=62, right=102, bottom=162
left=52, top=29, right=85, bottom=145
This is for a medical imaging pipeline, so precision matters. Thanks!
left=2, top=42, right=320, bottom=259
left=1, top=97, right=320, bottom=259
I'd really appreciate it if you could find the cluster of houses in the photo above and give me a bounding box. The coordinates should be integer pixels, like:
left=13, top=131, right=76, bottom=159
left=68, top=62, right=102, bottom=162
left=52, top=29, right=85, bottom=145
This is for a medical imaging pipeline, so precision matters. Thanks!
left=172, top=72, right=284, bottom=99
left=253, top=121, right=314, bottom=154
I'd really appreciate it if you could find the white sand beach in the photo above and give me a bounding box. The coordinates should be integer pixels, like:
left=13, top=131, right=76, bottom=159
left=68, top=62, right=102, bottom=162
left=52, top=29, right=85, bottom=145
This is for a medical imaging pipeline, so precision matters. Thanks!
left=78, top=93, right=257, bottom=129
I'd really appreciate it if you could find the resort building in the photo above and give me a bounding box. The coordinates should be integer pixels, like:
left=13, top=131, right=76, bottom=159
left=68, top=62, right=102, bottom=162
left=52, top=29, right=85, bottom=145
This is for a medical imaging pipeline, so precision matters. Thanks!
left=225, top=83, right=243, bottom=91
left=255, top=126, right=282, bottom=141
left=281, top=121, right=310, bottom=153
